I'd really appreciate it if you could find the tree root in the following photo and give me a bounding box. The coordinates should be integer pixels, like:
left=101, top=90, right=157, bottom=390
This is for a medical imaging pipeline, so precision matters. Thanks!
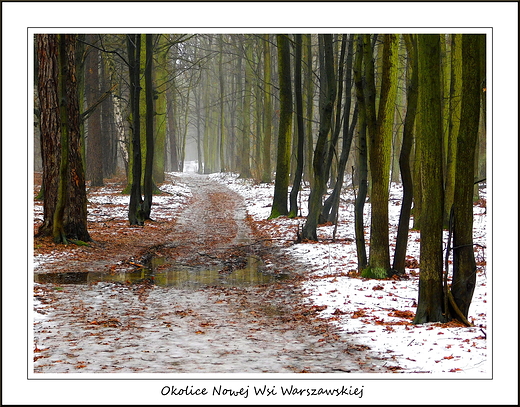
left=448, top=290, right=474, bottom=327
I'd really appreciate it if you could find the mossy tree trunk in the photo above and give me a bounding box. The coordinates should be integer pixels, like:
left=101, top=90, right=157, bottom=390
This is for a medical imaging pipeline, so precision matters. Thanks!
left=413, top=34, right=447, bottom=324
left=444, top=34, right=462, bottom=227
left=450, top=34, right=483, bottom=319
left=153, top=34, right=168, bottom=183
left=366, top=34, right=399, bottom=276
left=36, top=34, right=90, bottom=243
left=269, top=34, right=293, bottom=219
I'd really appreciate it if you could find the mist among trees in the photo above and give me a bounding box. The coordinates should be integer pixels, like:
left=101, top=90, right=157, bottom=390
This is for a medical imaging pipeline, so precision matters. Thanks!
left=35, top=33, right=486, bottom=324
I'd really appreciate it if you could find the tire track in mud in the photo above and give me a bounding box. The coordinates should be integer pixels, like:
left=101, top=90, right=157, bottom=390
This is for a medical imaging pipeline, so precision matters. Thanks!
left=34, top=173, right=387, bottom=373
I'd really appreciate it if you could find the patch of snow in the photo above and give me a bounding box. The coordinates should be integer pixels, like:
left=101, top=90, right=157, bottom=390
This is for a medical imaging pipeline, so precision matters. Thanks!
left=215, top=172, right=489, bottom=377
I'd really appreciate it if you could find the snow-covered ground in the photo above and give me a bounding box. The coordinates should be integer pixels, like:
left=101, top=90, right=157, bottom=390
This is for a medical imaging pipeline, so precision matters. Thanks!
left=210, top=170, right=489, bottom=377
left=20, top=164, right=516, bottom=405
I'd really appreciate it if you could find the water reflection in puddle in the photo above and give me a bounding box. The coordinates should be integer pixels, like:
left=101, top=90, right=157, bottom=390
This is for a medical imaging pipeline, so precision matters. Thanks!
left=35, top=256, right=289, bottom=289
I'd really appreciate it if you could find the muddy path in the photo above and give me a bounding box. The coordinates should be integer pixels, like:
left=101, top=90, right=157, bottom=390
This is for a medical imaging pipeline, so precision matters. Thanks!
left=34, top=173, right=387, bottom=373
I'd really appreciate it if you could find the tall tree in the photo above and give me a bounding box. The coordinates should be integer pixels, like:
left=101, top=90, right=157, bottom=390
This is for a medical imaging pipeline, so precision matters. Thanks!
left=218, top=35, right=227, bottom=172
left=269, top=34, right=293, bottom=219
left=142, top=34, right=155, bottom=220
left=450, top=34, right=483, bottom=319
left=301, top=34, right=336, bottom=240
left=321, top=35, right=356, bottom=225
left=393, top=34, right=419, bottom=274
left=353, top=34, right=369, bottom=270
left=289, top=34, right=305, bottom=218
left=36, top=34, right=90, bottom=243
left=261, top=34, right=273, bottom=183
left=127, top=34, right=145, bottom=226
left=364, top=34, right=399, bottom=278
left=85, top=35, right=104, bottom=186
left=36, top=34, right=60, bottom=238
left=413, top=34, right=446, bottom=324
left=444, top=34, right=462, bottom=226
left=239, top=36, right=253, bottom=178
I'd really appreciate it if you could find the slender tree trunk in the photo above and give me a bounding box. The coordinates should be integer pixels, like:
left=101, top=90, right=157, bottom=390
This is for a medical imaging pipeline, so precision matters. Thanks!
left=127, top=34, right=144, bottom=226
left=444, top=34, right=462, bottom=226
left=352, top=35, right=368, bottom=272
left=413, top=34, right=447, bottom=324
left=301, top=34, right=336, bottom=240
left=100, top=56, right=117, bottom=178
left=289, top=34, right=305, bottom=218
left=85, top=35, right=104, bottom=186
left=322, top=35, right=355, bottom=224
left=261, top=34, right=272, bottom=183
left=353, top=34, right=368, bottom=270
left=143, top=34, right=155, bottom=220
left=239, top=36, right=253, bottom=178
left=303, top=34, right=314, bottom=184
left=393, top=34, right=418, bottom=274
left=269, top=34, right=293, bottom=218
left=451, top=34, right=482, bottom=319
left=219, top=36, right=226, bottom=172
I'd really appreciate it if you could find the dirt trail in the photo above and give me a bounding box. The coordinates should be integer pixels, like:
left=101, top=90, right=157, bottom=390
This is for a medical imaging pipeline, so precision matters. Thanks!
left=34, top=173, right=386, bottom=373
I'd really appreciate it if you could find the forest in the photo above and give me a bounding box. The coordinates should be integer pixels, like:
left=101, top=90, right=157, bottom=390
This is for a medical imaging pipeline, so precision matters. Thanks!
left=32, top=33, right=489, bottom=379
left=35, top=33, right=486, bottom=324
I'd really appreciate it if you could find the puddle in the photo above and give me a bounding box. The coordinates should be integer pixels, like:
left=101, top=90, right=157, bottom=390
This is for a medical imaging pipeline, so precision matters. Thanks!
left=35, top=256, right=289, bottom=289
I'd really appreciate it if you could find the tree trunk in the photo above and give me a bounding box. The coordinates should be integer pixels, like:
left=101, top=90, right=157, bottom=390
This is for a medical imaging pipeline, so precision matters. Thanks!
left=239, top=36, right=253, bottom=178
left=413, top=35, right=447, bottom=324
left=143, top=34, right=155, bottom=220
left=301, top=34, right=336, bottom=240
left=322, top=35, right=355, bottom=224
left=289, top=34, right=305, bottom=218
left=269, top=34, right=293, bottom=219
left=219, top=35, right=226, bottom=172
left=85, top=35, right=104, bottom=186
left=261, top=34, right=272, bottom=183
left=37, top=34, right=90, bottom=243
left=36, top=34, right=60, bottom=238
left=100, top=55, right=117, bottom=178
left=444, top=34, right=462, bottom=226
left=365, top=34, right=399, bottom=277
left=393, top=34, right=418, bottom=274
left=450, top=34, right=482, bottom=319
left=303, top=34, right=314, bottom=185
left=353, top=34, right=368, bottom=270
left=127, top=34, right=144, bottom=226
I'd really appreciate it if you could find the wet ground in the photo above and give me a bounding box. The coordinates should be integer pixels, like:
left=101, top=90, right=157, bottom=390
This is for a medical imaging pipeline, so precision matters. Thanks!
left=34, top=173, right=387, bottom=374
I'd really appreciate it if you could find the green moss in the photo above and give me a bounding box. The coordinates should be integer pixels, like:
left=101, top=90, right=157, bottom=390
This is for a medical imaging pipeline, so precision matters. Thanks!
left=69, top=239, right=91, bottom=247
left=121, top=184, right=131, bottom=194
left=361, top=267, right=388, bottom=279
left=268, top=208, right=282, bottom=220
